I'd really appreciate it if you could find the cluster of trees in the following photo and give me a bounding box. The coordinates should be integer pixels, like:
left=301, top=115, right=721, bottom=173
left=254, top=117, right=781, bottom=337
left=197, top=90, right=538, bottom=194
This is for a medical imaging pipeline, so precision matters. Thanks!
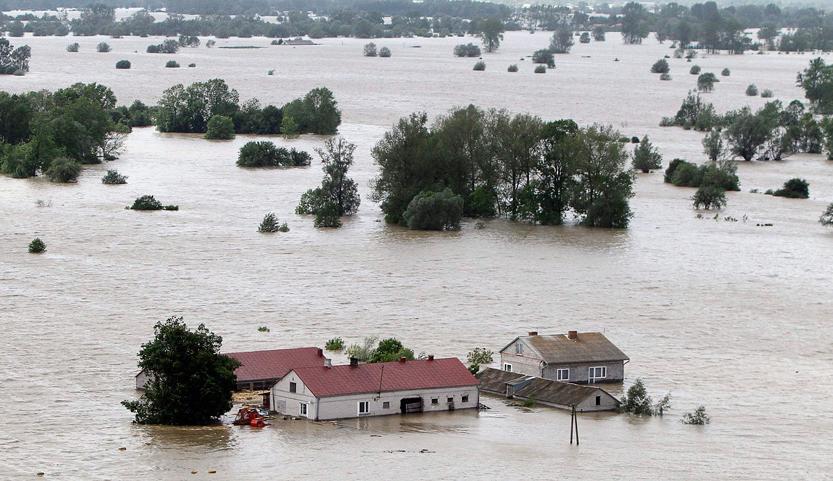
left=453, top=43, right=481, bottom=57
left=345, top=337, right=418, bottom=363
left=797, top=58, right=833, bottom=115
left=295, top=137, right=360, bottom=228
left=619, top=379, right=671, bottom=416
left=665, top=157, right=738, bottom=210
left=146, top=39, right=180, bottom=54
left=0, top=37, right=30, bottom=75
left=371, top=106, right=636, bottom=230
left=237, top=141, right=311, bottom=167
left=766, top=178, right=810, bottom=199
left=155, top=79, right=340, bottom=136
left=0, top=84, right=127, bottom=181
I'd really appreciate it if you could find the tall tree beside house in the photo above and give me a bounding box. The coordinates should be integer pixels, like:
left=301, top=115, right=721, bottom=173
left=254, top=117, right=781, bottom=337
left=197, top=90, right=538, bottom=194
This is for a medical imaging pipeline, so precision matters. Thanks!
left=122, top=316, right=240, bottom=425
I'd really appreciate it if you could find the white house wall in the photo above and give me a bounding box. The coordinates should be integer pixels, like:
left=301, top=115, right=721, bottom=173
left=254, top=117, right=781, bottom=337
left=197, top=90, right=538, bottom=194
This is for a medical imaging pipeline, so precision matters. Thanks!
left=500, top=339, right=544, bottom=377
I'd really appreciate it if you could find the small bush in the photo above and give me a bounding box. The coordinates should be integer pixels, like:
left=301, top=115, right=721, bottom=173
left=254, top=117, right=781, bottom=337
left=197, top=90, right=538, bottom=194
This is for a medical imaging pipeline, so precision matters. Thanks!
left=188, top=63, right=196, bottom=68
left=508, top=64, right=518, bottom=72
left=534, top=65, right=546, bottom=73
left=258, top=212, right=289, bottom=233
left=205, top=115, right=235, bottom=140
left=660, top=72, right=672, bottom=81
left=651, top=59, right=670, bottom=74
left=147, top=39, right=179, bottom=54
left=721, top=68, right=731, bottom=76
left=44, top=157, right=82, bottom=183
left=402, top=188, right=464, bottom=231
left=682, top=406, right=710, bottom=425
left=379, top=46, right=391, bottom=57
left=473, top=61, right=486, bottom=71
left=66, top=43, right=79, bottom=52
left=770, top=178, right=809, bottom=199
left=693, top=185, right=727, bottom=210
left=325, top=337, right=345, bottom=351
left=453, top=43, right=481, bottom=57
left=689, top=65, right=701, bottom=75
left=97, top=42, right=111, bottom=53
left=697, top=73, right=719, bottom=92
left=820, top=203, right=833, bottom=227
left=761, top=89, right=774, bottom=98
left=237, top=141, right=311, bottom=167
left=206, top=39, right=216, bottom=48
left=363, top=42, right=377, bottom=57
left=129, top=195, right=178, bottom=211
left=257, top=326, right=270, bottom=332
left=115, top=60, right=131, bottom=69
left=746, top=84, right=759, bottom=96
left=165, top=60, right=180, bottom=68
left=531, top=49, right=555, bottom=67
left=28, top=238, right=46, bottom=254
left=102, top=170, right=127, bottom=184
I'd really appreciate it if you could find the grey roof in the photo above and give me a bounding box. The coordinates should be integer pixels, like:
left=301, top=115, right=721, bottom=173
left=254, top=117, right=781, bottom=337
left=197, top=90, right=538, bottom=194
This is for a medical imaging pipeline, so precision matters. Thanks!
left=504, top=332, right=629, bottom=364
left=477, top=368, right=618, bottom=408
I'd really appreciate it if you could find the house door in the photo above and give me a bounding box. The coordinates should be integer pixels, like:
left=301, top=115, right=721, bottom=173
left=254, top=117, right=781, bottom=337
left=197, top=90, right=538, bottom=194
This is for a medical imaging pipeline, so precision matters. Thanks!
left=400, top=397, right=423, bottom=414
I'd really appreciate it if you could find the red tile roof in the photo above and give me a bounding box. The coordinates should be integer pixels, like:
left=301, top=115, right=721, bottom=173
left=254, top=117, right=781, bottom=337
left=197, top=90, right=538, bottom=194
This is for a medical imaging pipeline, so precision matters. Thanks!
left=291, top=358, right=479, bottom=398
left=226, top=347, right=325, bottom=383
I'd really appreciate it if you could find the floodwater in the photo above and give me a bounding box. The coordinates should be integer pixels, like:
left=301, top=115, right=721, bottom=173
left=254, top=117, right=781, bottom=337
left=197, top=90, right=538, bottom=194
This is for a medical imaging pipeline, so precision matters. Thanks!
left=1, top=32, right=832, bottom=480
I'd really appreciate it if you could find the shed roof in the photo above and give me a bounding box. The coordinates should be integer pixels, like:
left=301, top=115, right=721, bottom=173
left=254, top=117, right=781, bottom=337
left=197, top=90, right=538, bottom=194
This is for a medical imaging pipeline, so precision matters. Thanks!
left=503, top=332, right=629, bottom=364
left=227, top=347, right=326, bottom=383
left=477, top=368, right=618, bottom=407
left=291, top=358, right=478, bottom=398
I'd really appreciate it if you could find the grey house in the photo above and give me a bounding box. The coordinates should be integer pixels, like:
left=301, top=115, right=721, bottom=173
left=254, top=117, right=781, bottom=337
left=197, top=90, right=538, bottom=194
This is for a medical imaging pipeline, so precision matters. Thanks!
left=477, top=368, right=619, bottom=412
left=499, top=331, right=629, bottom=384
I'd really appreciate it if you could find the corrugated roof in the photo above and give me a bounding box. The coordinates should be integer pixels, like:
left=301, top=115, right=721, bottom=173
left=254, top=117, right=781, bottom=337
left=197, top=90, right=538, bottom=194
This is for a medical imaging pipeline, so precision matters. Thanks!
left=227, top=347, right=326, bottom=383
left=292, top=358, right=479, bottom=398
left=477, top=368, right=617, bottom=407
left=516, top=332, right=629, bottom=364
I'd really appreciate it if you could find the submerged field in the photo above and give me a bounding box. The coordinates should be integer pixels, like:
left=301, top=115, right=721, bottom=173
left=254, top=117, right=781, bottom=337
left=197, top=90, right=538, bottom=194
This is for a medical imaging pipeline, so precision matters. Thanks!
left=1, top=31, right=832, bottom=480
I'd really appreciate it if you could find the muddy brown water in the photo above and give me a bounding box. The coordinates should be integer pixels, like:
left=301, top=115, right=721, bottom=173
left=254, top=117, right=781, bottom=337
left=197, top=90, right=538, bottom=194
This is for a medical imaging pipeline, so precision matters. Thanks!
left=1, top=31, right=832, bottom=480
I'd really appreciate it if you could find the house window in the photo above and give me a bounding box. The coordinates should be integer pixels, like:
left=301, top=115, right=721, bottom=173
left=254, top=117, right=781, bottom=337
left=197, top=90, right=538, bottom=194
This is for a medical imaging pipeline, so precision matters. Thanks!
left=556, top=368, right=569, bottom=381
left=515, top=342, right=523, bottom=355
left=595, top=395, right=601, bottom=406
left=382, top=401, right=390, bottom=409
left=358, top=401, right=369, bottom=415
left=299, top=402, right=308, bottom=416
left=289, top=381, right=297, bottom=393
left=447, top=397, right=454, bottom=404
left=503, top=363, right=512, bottom=372
left=431, top=398, right=438, bottom=405
left=462, top=395, right=469, bottom=403
left=588, top=366, right=607, bottom=382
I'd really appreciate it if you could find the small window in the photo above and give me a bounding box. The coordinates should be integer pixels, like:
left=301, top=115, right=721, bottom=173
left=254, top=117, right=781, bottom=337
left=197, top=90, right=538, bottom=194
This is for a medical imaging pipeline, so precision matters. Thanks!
left=382, top=401, right=390, bottom=409
left=556, top=368, right=569, bottom=381
left=595, top=395, right=601, bottom=406
left=503, top=363, right=513, bottom=372
left=462, top=395, right=469, bottom=403
left=431, top=398, right=438, bottom=405
left=299, top=402, right=308, bottom=416
left=447, top=397, right=454, bottom=404
left=358, top=401, right=369, bottom=415
left=289, top=381, right=297, bottom=393
left=515, top=342, right=523, bottom=354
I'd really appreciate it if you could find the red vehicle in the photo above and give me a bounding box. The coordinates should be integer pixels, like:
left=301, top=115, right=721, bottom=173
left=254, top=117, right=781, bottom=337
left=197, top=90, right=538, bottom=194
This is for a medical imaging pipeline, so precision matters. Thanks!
left=232, top=406, right=268, bottom=427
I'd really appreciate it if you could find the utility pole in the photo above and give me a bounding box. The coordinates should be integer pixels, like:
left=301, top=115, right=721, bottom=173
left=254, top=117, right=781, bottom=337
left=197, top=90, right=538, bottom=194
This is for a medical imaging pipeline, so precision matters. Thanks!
left=570, top=405, right=580, bottom=445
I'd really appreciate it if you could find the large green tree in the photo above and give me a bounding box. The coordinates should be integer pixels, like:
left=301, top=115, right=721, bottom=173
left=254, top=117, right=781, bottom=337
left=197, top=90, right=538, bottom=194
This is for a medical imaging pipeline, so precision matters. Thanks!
left=476, top=17, right=504, bottom=53
left=122, top=317, right=240, bottom=425
left=797, top=58, right=833, bottom=115
left=621, top=2, right=650, bottom=44
left=296, top=137, right=360, bottom=227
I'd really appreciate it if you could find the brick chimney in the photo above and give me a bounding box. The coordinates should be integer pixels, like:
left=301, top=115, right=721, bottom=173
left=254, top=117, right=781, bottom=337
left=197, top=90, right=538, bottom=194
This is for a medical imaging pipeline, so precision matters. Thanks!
left=428, top=355, right=434, bottom=361
left=528, top=331, right=538, bottom=336
left=567, top=330, right=578, bottom=340
left=399, top=357, right=407, bottom=363
left=317, top=348, right=323, bottom=357
left=349, top=357, right=359, bottom=367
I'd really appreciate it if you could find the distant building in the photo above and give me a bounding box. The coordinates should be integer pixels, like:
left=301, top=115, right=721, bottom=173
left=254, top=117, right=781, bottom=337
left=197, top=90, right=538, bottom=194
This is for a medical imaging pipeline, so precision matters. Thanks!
left=270, top=357, right=479, bottom=420
left=478, top=368, right=620, bottom=412
left=135, top=347, right=329, bottom=391
left=499, top=331, right=629, bottom=384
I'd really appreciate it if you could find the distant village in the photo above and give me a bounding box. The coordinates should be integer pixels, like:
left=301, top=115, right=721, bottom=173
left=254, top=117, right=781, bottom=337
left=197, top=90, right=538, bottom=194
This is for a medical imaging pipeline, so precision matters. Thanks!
left=137, top=330, right=629, bottom=422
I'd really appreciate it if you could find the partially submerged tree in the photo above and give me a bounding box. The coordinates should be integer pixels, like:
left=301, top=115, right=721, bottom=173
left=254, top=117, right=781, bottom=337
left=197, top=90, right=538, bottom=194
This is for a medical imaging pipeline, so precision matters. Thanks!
left=632, top=136, right=662, bottom=173
left=402, top=188, right=464, bottom=231
left=770, top=178, right=809, bottom=199
left=693, top=185, right=727, bottom=210
left=820, top=203, right=833, bottom=228
left=258, top=212, right=289, bottom=232
left=466, top=347, right=494, bottom=374
left=296, top=137, right=360, bottom=228
left=122, top=316, right=240, bottom=425
left=205, top=115, right=235, bottom=140
left=28, top=238, right=46, bottom=254
left=702, top=128, right=727, bottom=162
left=44, top=157, right=82, bottom=183
left=549, top=26, right=574, bottom=54
left=682, top=406, right=710, bottom=425
left=363, top=42, right=377, bottom=57
left=477, top=17, right=504, bottom=53
left=697, top=73, right=718, bottom=92
left=102, top=170, right=127, bottom=184
left=651, top=59, right=670, bottom=74
left=619, top=378, right=671, bottom=416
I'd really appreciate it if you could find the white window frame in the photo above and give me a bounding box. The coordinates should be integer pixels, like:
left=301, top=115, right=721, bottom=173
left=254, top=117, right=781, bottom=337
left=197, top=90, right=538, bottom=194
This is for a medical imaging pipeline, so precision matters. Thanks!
left=556, top=368, right=569, bottom=381
left=358, top=401, right=369, bottom=416
left=515, top=342, right=523, bottom=355
left=299, top=402, right=308, bottom=417
left=503, top=363, right=513, bottom=372
left=588, top=366, right=607, bottom=383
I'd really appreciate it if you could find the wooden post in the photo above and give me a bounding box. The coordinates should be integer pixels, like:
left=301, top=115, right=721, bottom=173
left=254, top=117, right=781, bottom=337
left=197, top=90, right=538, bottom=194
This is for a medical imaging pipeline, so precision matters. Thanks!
left=574, top=405, right=580, bottom=446
left=570, top=405, right=580, bottom=445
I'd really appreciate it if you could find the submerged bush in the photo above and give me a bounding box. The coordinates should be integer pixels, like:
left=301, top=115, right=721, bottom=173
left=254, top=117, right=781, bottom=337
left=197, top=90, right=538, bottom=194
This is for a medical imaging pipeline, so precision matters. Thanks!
left=66, top=43, right=79, bottom=52
left=721, top=68, right=731, bottom=76
left=473, top=61, right=486, bottom=71
left=746, top=84, right=759, bottom=96
left=258, top=212, right=289, bottom=232
left=453, top=43, right=481, bottom=57
left=619, top=379, right=671, bottom=416
left=660, top=72, right=672, bottom=81
left=651, top=58, right=670, bottom=74
left=689, top=65, right=701, bottom=75
left=402, top=188, right=464, bottom=231
left=363, top=42, right=377, bottom=57
left=44, top=157, right=82, bottom=183
left=102, top=170, right=127, bottom=184
left=508, top=64, right=518, bottom=72
left=532, top=49, right=555, bottom=68
left=761, top=89, right=774, bottom=98
left=379, top=46, right=391, bottom=57
left=682, top=406, right=710, bottom=425
left=115, top=60, right=131, bottom=69
left=697, top=73, right=719, bottom=92
left=205, top=115, right=235, bottom=140
left=693, top=185, right=727, bottom=210
left=237, top=141, right=311, bottom=167
left=97, top=42, right=111, bottom=53
left=664, top=159, right=740, bottom=191
left=534, top=65, right=546, bottom=73
left=28, top=238, right=46, bottom=254
left=820, top=203, right=833, bottom=227
left=325, top=337, right=345, bottom=351
left=770, top=178, right=809, bottom=198
left=129, top=195, right=178, bottom=211
left=165, top=60, right=180, bottom=68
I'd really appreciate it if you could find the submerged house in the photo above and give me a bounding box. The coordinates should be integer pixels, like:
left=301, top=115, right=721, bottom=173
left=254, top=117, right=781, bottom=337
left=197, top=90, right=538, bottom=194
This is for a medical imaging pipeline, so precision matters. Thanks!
left=499, top=331, right=629, bottom=384
left=270, top=357, right=480, bottom=420
left=135, top=347, right=329, bottom=391
left=477, top=368, right=619, bottom=412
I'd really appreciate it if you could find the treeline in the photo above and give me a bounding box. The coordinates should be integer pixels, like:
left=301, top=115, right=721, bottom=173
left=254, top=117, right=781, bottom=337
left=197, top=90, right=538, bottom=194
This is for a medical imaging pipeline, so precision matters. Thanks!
left=371, top=106, right=635, bottom=229
left=0, top=83, right=127, bottom=180
left=155, top=79, right=341, bottom=136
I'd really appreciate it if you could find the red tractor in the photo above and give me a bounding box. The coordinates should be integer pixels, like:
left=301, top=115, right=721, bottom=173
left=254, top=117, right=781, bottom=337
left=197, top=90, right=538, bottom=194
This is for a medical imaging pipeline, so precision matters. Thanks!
left=232, top=406, right=268, bottom=428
